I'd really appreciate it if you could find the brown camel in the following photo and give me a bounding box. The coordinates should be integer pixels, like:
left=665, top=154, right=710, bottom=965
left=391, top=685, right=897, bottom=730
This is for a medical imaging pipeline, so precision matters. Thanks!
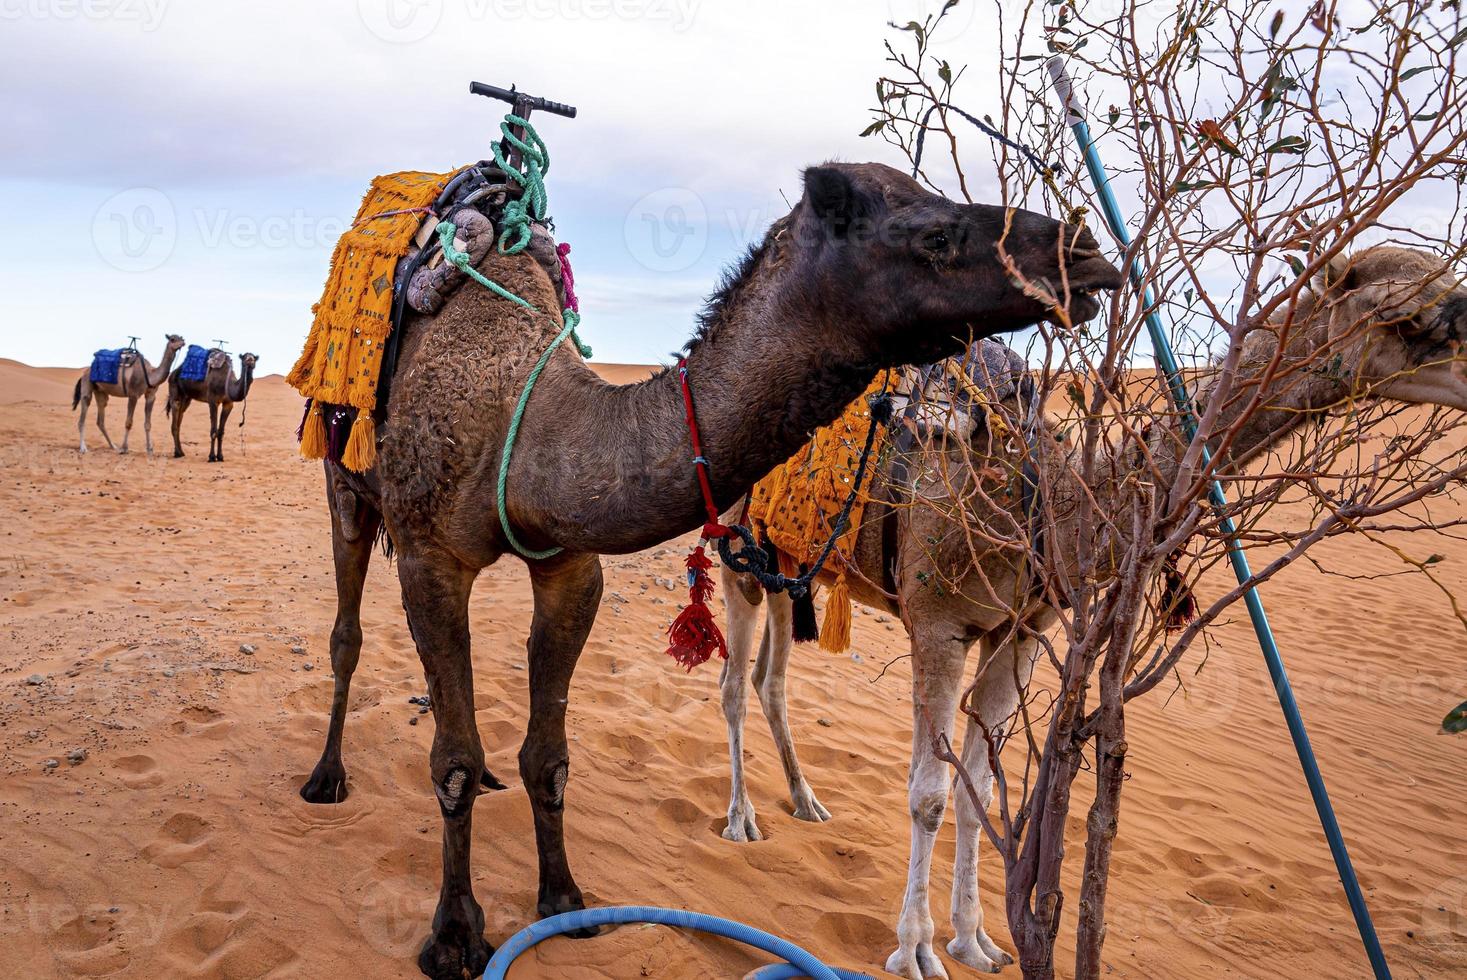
left=72, top=334, right=185, bottom=455
left=297, top=162, right=1124, bottom=979
left=715, top=244, right=1467, bottom=978
left=166, top=350, right=258, bottom=462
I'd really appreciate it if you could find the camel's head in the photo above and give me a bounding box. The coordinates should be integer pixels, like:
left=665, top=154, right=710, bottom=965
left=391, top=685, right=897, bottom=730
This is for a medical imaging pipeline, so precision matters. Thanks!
left=1304, top=245, right=1467, bottom=412
left=240, top=353, right=259, bottom=372
left=788, top=162, right=1123, bottom=362
left=164, top=333, right=185, bottom=353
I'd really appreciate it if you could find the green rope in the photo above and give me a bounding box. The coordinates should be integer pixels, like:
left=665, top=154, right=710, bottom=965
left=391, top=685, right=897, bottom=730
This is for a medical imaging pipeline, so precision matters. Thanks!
left=491, top=114, right=548, bottom=255
left=496, top=314, right=581, bottom=560
left=433, top=113, right=591, bottom=559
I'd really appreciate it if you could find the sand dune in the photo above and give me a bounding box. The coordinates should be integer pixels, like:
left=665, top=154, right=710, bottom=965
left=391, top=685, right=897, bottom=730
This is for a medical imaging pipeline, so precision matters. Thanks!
left=0, top=360, right=1463, bottom=979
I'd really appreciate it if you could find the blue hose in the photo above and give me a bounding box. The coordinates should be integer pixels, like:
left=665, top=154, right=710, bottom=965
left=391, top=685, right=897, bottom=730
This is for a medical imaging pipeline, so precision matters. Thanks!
left=482, top=905, right=875, bottom=980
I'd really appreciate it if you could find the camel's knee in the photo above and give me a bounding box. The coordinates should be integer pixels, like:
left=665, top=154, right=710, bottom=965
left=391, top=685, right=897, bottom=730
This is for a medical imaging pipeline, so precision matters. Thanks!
left=910, top=786, right=949, bottom=834
left=329, top=621, right=363, bottom=671
left=518, top=746, right=570, bottom=811
left=430, top=749, right=484, bottom=817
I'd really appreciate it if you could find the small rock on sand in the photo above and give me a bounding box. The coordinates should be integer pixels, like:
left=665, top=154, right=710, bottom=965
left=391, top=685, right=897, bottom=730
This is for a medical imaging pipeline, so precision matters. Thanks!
left=239, top=644, right=256, bottom=655
left=25, top=674, right=44, bottom=686
left=303, top=662, right=314, bottom=671
left=290, top=645, right=306, bottom=655
left=67, top=748, right=87, bottom=764
left=42, top=758, right=59, bottom=769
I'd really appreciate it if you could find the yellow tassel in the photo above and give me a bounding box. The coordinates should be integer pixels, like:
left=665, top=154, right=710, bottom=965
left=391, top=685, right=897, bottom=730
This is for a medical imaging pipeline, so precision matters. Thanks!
left=819, top=574, right=853, bottom=653
left=341, top=412, right=377, bottom=472
left=300, top=404, right=327, bottom=460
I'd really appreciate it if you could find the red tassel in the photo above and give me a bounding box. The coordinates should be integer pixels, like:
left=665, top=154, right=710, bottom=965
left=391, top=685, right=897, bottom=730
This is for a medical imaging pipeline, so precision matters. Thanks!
left=666, top=545, right=728, bottom=671
left=1161, top=552, right=1198, bottom=632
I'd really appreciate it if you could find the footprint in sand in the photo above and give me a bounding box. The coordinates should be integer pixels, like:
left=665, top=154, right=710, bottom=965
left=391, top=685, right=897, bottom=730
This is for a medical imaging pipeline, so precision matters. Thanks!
left=114, top=754, right=164, bottom=790
left=52, top=911, right=131, bottom=977
left=142, top=812, right=214, bottom=868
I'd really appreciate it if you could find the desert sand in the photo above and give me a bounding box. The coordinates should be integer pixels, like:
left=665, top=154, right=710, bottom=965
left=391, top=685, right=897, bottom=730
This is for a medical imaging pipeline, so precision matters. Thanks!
left=1, top=356, right=1463, bottom=979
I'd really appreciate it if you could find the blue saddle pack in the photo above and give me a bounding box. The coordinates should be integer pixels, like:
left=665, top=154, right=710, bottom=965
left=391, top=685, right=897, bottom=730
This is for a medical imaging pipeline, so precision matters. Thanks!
left=179, top=345, right=212, bottom=383
left=89, top=349, right=126, bottom=385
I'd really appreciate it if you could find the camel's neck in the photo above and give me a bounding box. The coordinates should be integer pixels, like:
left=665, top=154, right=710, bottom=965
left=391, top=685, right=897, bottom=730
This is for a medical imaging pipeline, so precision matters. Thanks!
left=145, top=345, right=179, bottom=389
left=228, top=364, right=254, bottom=402
left=517, top=268, right=889, bottom=555
left=1155, top=332, right=1348, bottom=490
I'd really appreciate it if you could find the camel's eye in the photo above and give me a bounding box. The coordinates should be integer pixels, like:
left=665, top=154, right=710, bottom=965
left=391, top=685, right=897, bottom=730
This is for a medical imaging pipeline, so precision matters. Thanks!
left=919, top=228, right=953, bottom=257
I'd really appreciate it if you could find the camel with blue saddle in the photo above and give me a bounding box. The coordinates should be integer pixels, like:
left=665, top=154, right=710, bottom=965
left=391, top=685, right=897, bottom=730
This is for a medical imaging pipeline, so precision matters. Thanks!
left=72, top=334, right=185, bottom=455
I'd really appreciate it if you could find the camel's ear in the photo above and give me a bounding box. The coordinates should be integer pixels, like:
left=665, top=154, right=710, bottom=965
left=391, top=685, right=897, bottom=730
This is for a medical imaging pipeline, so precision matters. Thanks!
left=803, top=166, right=871, bottom=237
left=1311, top=253, right=1355, bottom=294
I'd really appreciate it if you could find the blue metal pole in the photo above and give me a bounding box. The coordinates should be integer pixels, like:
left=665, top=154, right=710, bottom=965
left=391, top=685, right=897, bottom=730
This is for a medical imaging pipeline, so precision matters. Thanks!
left=1045, top=58, right=1391, bottom=980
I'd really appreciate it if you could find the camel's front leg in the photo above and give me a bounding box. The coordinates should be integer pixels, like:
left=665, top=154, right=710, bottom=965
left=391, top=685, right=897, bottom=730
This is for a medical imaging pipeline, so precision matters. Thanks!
left=718, top=569, right=763, bottom=841
left=947, top=631, right=1036, bottom=973
left=207, top=401, right=221, bottom=462
left=118, top=395, right=138, bottom=454
left=887, top=627, right=970, bottom=980
left=216, top=402, right=233, bottom=462
left=142, top=389, right=157, bottom=456
left=753, top=590, right=830, bottom=824
left=398, top=549, right=491, bottom=980
left=523, top=551, right=601, bottom=922
left=94, top=392, right=116, bottom=451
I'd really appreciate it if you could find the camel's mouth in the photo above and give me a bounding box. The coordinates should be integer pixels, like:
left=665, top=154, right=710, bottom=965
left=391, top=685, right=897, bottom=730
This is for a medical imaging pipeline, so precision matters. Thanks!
left=1057, top=256, right=1124, bottom=323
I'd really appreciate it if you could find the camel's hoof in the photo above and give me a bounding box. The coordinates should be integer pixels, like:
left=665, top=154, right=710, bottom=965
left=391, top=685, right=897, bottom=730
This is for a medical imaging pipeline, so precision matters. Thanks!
left=886, top=944, right=950, bottom=980
left=117, top=448, right=128, bottom=455
left=78, top=447, right=88, bottom=455
left=478, top=768, right=508, bottom=792
left=173, top=450, right=184, bottom=458
left=537, top=893, right=596, bottom=937
left=791, top=793, right=832, bottom=823
left=947, top=935, right=1009, bottom=973
left=417, top=926, right=491, bottom=980
left=299, top=764, right=349, bottom=804
left=722, top=801, right=763, bottom=842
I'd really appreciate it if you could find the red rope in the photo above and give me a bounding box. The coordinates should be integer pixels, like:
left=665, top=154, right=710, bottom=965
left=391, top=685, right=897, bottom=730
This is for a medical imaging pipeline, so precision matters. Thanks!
left=666, top=359, right=729, bottom=670
left=677, top=359, right=729, bottom=541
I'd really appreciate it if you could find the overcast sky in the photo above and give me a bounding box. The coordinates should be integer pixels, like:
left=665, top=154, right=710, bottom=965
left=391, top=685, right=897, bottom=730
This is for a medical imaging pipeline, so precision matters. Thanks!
left=0, top=0, right=1024, bottom=371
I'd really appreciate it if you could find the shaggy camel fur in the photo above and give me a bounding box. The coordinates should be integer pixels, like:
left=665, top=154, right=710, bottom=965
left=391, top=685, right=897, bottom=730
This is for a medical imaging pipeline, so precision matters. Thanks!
left=297, top=163, right=1124, bottom=979
left=72, top=334, right=185, bottom=455
left=717, top=245, right=1467, bottom=979
left=167, top=351, right=258, bottom=462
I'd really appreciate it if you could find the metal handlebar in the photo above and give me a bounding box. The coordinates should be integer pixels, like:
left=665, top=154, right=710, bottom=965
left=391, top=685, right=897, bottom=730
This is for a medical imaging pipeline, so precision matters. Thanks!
left=468, top=81, right=577, bottom=119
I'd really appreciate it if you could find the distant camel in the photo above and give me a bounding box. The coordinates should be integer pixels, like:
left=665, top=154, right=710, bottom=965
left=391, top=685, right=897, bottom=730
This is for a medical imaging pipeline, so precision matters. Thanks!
left=72, top=334, right=185, bottom=454
left=716, top=245, right=1467, bottom=978
left=167, top=350, right=258, bottom=462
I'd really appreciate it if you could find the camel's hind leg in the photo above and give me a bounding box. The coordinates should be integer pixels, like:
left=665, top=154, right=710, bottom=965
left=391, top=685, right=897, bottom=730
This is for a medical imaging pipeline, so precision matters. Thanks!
left=93, top=391, right=116, bottom=451
left=300, top=467, right=381, bottom=805
left=170, top=395, right=190, bottom=457
left=753, top=590, right=830, bottom=823
left=522, top=551, right=601, bottom=923
left=946, top=629, right=1039, bottom=973
left=718, top=567, right=765, bottom=841
left=216, top=402, right=233, bottom=462
left=77, top=386, right=92, bottom=453
left=398, top=546, right=491, bottom=980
